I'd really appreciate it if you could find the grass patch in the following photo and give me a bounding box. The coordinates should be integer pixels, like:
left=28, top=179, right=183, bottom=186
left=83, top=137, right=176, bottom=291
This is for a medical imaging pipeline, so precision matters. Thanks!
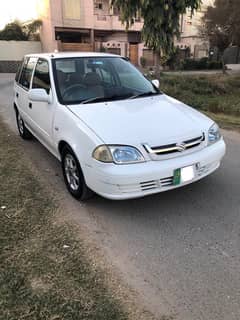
left=204, top=111, right=240, bottom=131
left=0, top=119, right=129, bottom=320
left=160, top=73, right=240, bottom=130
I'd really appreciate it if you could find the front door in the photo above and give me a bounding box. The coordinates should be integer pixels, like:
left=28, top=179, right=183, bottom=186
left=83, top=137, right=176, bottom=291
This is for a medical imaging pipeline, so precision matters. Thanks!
left=129, top=43, right=139, bottom=65
left=30, top=58, right=54, bottom=149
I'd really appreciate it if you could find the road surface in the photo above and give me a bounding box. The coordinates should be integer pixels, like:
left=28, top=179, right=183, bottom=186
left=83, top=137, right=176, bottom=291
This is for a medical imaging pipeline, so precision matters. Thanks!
left=1, top=74, right=240, bottom=320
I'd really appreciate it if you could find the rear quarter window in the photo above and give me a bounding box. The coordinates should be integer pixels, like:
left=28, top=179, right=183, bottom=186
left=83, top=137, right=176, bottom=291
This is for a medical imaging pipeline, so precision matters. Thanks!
left=19, top=57, right=37, bottom=90
left=15, top=59, right=24, bottom=83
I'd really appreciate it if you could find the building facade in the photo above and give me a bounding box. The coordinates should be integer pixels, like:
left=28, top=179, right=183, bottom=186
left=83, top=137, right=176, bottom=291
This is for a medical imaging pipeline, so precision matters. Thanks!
left=37, top=0, right=156, bottom=66
left=37, top=0, right=213, bottom=65
left=176, top=0, right=214, bottom=59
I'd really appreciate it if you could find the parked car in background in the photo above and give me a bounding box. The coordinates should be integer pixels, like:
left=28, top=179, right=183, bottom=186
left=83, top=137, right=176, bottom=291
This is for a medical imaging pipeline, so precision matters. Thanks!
left=14, top=52, right=226, bottom=200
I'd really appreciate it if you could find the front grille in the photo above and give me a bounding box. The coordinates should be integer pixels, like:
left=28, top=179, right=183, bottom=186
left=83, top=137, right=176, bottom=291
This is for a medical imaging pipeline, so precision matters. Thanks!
left=119, top=176, right=174, bottom=194
left=144, top=134, right=205, bottom=157
left=160, top=176, right=174, bottom=187
left=140, top=180, right=158, bottom=191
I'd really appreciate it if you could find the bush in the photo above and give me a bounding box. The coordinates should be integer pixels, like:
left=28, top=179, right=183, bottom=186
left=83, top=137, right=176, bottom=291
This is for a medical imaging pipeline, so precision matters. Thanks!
left=182, top=59, right=198, bottom=70
left=198, top=57, right=208, bottom=69
left=184, top=58, right=208, bottom=70
left=207, top=60, right=223, bottom=69
left=140, top=56, right=147, bottom=68
left=182, top=58, right=223, bottom=70
left=99, top=46, right=106, bottom=52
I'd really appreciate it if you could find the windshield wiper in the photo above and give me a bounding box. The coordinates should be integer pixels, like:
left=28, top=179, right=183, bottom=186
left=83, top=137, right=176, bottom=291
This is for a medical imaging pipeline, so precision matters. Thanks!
left=80, top=92, right=160, bottom=104
left=129, top=91, right=160, bottom=99
left=80, top=96, right=106, bottom=104
left=80, top=94, right=132, bottom=104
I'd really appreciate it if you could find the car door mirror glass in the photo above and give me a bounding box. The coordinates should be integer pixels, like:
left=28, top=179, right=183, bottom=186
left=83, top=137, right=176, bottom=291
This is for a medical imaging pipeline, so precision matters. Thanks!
left=28, top=89, right=51, bottom=104
left=152, top=79, right=160, bottom=89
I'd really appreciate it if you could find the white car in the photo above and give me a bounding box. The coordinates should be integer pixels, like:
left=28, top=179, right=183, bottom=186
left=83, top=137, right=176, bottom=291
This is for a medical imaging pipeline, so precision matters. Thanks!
left=14, top=52, right=226, bottom=200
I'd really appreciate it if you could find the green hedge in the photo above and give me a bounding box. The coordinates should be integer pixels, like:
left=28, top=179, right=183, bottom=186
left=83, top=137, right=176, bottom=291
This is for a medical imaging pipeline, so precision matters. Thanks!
left=182, top=58, right=223, bottom=70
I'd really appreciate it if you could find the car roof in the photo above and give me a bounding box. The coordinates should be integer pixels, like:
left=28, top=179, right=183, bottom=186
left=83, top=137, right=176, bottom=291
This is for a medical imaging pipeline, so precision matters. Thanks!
left=24, top=52, right=120, bottom=59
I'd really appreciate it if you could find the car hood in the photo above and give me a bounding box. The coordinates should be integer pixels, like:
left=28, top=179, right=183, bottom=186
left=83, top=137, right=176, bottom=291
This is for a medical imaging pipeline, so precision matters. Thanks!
left=67, top=94, right=213, bottom=146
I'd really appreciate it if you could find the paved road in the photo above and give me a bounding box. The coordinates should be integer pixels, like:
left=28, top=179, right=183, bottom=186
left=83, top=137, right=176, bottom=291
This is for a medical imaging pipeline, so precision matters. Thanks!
left=1, top=74, right=240, bottom=320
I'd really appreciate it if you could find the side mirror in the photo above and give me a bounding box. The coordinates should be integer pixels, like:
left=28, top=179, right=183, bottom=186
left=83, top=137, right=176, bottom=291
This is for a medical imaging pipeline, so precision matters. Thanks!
left=152, top=79, right=160, bottom=89
left=28, top=89, right=52, bottom=104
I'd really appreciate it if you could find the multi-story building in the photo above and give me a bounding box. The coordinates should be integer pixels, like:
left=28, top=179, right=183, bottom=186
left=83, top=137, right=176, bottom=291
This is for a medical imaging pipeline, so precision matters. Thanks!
left=176, top=0, right=214, bottom=58
left=37, top=0, right=213, bottom=65
left=37, top=0, right=156, bottom=66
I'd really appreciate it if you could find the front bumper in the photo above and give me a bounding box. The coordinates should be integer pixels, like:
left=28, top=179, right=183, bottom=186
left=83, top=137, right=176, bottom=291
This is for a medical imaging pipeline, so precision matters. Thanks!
left=85, top=139, right=226, bottom=200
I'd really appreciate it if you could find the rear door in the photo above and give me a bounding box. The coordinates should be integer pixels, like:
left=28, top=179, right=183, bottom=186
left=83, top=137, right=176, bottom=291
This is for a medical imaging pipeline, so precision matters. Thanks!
left=29, top=58, right=54, bottom=148
left=15, top=57, right=37, bottom=126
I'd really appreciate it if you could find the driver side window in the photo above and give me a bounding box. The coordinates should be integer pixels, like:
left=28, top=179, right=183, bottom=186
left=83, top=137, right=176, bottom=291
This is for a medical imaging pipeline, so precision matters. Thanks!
left=32, top=59, right=51, bottom=94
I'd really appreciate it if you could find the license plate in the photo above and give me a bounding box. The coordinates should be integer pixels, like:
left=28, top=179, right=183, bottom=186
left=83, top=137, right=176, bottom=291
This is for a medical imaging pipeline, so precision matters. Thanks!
left=173, top=165, right=195, bottom=185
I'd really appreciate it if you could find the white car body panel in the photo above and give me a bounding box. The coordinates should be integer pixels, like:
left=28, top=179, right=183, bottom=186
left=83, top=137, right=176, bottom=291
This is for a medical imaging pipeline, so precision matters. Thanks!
left=14, top=52, right=226, bottom=200
left=68, top=94, right=211, bottom=146
left=85, top=139, right=225, bottom=199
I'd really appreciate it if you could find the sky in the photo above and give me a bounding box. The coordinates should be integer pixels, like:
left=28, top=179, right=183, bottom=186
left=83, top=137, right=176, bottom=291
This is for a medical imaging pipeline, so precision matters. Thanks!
left=0, top=0, right=38, bottom=29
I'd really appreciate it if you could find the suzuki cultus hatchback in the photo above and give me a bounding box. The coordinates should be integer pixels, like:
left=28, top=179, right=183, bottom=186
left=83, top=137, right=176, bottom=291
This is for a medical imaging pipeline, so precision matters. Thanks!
left=14, top=53, right=226, bottom=200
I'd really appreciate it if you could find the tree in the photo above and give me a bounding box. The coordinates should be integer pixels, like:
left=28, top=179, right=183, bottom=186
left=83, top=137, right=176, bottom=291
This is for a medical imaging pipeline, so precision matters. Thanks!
left=22, top=20, right=42, bottom=41
left=111, top=0, right=201, bottom=75
left=202, top=0, right=240, bottom=56
left=0, top=19, right=42, bottom=41
left=0, top=21, right=27, bottom=41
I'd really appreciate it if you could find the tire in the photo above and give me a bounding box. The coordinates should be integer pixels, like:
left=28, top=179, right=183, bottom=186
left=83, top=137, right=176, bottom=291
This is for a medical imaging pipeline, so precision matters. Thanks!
left=61, top=146, right=94, bottom=201
left=15, top=109, right=32, bottom=140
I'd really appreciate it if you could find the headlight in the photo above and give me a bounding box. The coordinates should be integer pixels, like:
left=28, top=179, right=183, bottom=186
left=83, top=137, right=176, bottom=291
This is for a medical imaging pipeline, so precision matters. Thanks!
left=208, top=123, right=221, bottom=145
left=93, top=145, right=145, bottom=164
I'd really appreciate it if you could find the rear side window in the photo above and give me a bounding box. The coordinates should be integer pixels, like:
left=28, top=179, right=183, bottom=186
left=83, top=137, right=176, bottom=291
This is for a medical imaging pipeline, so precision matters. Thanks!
left=19, top=57, right=37, bottom=90
left=15, top=59, right=24, bottom=83
left=32, top=59, right=51, bottom=94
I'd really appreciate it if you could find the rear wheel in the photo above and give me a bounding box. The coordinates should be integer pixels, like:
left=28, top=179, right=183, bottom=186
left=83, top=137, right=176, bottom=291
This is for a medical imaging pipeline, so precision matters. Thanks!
left=61, top=146, right=93, bottom=200
left=15, top=109, right=32, bottom=140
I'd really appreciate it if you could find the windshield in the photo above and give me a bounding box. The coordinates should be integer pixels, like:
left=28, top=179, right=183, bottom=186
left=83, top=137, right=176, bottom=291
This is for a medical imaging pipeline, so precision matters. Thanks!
left=52, top=56, right=161, bottom=105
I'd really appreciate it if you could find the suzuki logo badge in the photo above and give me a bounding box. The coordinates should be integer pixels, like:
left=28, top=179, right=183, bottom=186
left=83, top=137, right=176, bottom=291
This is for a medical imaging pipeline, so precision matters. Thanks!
left=176, top=143, right=186, bottom=152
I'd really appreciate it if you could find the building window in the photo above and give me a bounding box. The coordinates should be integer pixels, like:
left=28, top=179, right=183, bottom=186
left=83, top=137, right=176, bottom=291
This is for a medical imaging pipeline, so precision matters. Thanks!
left=113, top=6, right=120, bottom=16
left=95, top=2, right=103, bottom=10
left=63, top=0, right=81, bottom=20
left=94, top=0, right=110, bottom=14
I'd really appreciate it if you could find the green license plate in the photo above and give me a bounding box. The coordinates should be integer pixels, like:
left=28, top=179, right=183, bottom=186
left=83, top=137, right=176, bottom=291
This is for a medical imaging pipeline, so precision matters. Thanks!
left=173, top=168, right=181, bottom=185
left=173, top=165, right=195, bottom=185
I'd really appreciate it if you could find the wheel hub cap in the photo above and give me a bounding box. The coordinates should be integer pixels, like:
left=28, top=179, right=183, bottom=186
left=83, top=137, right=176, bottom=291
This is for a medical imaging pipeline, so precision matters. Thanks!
left=18, top=114, right=24, bottom=134
left=64, top=154, right=80, bottom=191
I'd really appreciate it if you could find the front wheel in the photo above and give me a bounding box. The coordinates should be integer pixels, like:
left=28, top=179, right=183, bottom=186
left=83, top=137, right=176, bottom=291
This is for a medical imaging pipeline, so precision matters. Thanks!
left=61, top=146, right=93, bottom=201
left=15, top=110, right=32, bottom=140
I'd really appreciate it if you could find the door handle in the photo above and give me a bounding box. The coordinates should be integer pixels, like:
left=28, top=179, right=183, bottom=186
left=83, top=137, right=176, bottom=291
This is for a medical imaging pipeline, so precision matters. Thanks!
left=29, top=103, right=32, bottom=109
left=16, top=92, right=19, bottom=98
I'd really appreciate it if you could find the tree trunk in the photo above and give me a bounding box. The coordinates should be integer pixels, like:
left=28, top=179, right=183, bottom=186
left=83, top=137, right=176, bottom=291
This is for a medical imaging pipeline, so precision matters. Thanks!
left=154, top=50, right=161, bottom=79
left=220, top=51, right=226, bottom=74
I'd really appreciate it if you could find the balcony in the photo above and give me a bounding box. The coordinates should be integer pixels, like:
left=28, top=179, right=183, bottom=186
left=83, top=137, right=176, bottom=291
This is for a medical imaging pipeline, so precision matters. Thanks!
left=94, top=14, right=143, bottom=31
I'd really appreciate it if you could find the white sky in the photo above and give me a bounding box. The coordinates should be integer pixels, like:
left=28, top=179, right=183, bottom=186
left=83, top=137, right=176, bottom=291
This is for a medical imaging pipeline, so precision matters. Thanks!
left=0, top=0, right=38, bottom=29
